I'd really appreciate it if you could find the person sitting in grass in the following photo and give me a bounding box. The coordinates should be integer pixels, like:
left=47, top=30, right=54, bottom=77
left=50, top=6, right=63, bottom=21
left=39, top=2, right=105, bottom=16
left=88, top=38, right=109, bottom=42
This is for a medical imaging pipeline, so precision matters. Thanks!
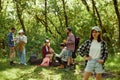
left=55, top=43, right=68, bottom=68
left=41, top=39, right=55, bottom=65
left=40, top=54, right=50, bottom=67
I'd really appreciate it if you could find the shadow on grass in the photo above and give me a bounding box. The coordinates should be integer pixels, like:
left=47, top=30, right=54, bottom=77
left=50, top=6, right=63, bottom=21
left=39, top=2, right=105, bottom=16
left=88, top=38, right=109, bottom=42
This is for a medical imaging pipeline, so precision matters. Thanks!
left=0, top=57, right=32, bottom=71
left=33, top=67, right=82, bottom=80
left=0, top=55, right=120, bottom=80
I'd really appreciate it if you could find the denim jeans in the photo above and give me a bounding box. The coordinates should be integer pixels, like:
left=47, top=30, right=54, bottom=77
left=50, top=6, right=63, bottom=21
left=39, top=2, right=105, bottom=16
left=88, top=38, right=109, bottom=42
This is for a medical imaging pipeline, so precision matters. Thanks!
left=67, top=50, right=72, bottom=57
left=85, top=58, right=104, bottom=73
left=18, top=48, right=26, bottom=64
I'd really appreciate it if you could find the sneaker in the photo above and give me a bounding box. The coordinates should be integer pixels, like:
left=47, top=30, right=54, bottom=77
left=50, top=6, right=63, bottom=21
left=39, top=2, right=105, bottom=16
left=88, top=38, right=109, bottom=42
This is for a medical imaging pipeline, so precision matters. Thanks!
left=19, top=62, right=22, bottom=64
left=10, top=61, right=15, bottom=66
left=57, top=64, right=64, bottom=69
left=24, top=63, right=27, bottom=65
left=64, top=66, right=70, bottom=71
left=70, top=65, right=75, bottom=70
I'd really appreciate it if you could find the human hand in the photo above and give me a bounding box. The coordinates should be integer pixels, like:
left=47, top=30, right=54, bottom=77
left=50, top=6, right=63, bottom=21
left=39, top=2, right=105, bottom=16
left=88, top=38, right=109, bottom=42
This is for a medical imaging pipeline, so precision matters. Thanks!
left=13, top=39, right=17, bottom=42
left=12, top=38, right=17, bottom=42
left=97, top=59, right=104, bottom=64
left=83, top=56, right=92, bottom=60
left=10, top=46, right=14, bottom=50
left=63, top=39, right=67, bottom=44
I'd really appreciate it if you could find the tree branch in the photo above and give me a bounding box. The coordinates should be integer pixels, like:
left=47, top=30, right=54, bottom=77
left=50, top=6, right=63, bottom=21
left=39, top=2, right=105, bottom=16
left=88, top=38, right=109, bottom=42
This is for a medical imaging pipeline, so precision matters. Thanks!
left=81, top=0, right=90, bottom=12
left=113, top=0, right=120, bottom=47
left=62, top=0, right=68, bottom=27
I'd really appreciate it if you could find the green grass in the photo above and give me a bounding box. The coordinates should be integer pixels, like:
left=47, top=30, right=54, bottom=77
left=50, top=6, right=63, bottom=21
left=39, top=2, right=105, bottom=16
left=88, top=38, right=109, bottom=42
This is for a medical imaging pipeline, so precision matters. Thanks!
left=0, top=54, right=120, bottom=80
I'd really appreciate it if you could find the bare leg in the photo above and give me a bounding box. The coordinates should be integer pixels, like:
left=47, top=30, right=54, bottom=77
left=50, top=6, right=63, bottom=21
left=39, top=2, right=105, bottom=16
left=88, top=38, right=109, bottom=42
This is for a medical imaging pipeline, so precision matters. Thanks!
left=67, top=57, right=70, bottom=66
left=96, top=73, right=102, bottom=80
left=70, top=57, right=73, bottom=64
left=83, top=72, right=91, bottom=80
left=10, top=47, right=15, bottom=61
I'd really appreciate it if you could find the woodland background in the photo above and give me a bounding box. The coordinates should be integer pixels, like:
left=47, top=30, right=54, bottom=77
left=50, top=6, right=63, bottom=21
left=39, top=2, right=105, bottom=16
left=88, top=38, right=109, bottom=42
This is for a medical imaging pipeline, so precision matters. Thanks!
left=0, top=0, right=120, bottom=80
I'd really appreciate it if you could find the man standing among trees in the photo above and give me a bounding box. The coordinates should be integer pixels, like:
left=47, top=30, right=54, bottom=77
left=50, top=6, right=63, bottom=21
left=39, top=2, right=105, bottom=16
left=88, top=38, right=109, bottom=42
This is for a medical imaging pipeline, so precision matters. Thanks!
left=8, top=27, right=16, bottom=65
left=65, top=27, right=75, bottom=70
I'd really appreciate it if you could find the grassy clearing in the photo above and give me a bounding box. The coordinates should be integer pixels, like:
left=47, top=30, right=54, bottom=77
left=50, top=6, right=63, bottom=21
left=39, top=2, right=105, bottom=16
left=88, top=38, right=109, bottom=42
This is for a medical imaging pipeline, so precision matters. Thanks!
left=0, top=54, right=120, bottom=80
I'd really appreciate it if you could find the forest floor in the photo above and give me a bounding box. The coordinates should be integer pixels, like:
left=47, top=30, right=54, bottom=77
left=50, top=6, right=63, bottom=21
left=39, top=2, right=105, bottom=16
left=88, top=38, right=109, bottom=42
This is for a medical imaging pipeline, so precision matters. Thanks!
left=0, top=55, right=120, bottom=80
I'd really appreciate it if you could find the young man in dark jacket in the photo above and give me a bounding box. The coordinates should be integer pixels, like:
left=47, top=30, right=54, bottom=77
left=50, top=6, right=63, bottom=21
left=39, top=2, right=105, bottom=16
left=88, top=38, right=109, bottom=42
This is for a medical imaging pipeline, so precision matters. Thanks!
left=8, top=27, right=16, bottom=65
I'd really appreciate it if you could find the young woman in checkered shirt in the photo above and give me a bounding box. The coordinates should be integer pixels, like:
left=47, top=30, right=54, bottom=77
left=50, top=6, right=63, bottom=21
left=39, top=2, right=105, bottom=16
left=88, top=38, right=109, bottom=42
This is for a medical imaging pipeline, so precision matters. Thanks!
left=78, top=26, right=108, bottom=80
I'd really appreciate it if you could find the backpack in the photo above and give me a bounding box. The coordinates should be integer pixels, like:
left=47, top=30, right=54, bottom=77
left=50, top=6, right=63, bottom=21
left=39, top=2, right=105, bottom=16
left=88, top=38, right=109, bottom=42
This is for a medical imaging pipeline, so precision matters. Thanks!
left=75, top=36, right=80, bottom=48
left=28, top=54, right=42, bottom=65
left=72, top=36, right=80, bottom=58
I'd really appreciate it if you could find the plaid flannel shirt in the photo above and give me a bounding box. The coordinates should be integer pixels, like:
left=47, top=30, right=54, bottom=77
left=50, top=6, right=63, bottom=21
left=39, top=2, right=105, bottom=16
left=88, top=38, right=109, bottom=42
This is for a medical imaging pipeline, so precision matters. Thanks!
left=78, top=39, right=108, bottom=62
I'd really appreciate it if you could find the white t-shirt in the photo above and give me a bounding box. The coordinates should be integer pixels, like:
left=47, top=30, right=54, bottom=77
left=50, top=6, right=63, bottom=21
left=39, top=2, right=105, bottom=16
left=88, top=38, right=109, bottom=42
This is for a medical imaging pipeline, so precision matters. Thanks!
left=89, top=40, right=101, bottom=59
left=16, top=35, right=27, bottom=43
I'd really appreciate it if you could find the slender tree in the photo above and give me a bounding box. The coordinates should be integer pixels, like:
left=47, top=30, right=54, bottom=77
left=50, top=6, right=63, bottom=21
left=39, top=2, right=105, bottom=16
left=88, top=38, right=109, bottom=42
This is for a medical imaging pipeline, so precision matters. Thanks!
left=113, top=0, right=120, bottom=47
left=45, top=0, right=48, bottom=32
left=81, top=0, right=90, bottom=12
left=0, top=0, right=2, bottom=13
left=91, top=0, right=97, bottom=26
left=62, top=0, right=68, bottom=27
left=91, top=0, right=103, bottom=30
left=15, top=0, right=26, bottom=34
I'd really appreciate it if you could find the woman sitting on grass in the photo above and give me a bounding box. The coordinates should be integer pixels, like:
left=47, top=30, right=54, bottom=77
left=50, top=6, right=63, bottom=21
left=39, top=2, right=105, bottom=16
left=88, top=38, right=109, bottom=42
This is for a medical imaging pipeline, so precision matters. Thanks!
left=41, top=39, right=55, bottom=66
left=40, top=54, right=50, bottom=66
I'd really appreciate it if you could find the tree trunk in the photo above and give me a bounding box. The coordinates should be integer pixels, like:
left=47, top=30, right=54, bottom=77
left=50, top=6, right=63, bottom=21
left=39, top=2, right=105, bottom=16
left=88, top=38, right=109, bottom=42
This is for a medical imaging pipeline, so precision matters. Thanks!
left=62, top=0, right=68, bottom=27
left=15, top=0, right=26, bottom=34
left=91, top=0, right=103, bottom=29
left=0, top=0, right=2, bottom=13
left=81, top=0, right=90, bottom=12
left=45, top=0, right=48, bottom=32
left=91, top=0, right=97, bottom=26
left=113, top=0, right=120, bottom=47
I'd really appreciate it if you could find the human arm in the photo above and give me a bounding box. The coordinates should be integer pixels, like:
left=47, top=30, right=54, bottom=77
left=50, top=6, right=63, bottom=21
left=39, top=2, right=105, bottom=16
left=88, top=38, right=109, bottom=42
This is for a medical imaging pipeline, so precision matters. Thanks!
left=8, top=33, right=14, bottom=46
left=77, top=40, right=90, bottom=57
left=59, top=48, right=66, bottom=58
left=98, top=41, right=108, bottom=64
left=23, top=36, right=27, bottom=43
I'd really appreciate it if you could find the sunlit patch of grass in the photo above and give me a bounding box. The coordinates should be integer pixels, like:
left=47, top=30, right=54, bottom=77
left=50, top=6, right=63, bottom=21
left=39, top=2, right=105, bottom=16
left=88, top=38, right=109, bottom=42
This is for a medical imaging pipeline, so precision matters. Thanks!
left=0, top=65, right=37, bottom=80
left=0, top=54, right=120, bottom=80
left=0, top=68, right=21, bottom=80
left=37, top=68, right=62, bottom=80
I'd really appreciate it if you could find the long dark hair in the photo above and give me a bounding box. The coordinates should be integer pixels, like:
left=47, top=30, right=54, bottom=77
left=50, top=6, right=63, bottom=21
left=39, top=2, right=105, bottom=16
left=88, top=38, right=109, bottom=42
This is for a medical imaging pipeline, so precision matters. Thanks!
left=90, top=30, right=102, bottom=42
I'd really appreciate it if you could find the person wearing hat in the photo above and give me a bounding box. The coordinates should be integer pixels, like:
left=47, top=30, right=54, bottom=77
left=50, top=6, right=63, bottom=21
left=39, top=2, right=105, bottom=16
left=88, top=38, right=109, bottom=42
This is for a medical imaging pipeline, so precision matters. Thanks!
left=41, top=39, right=55, bottom=64
left=41, top=39, right=51, bottom=59
left=8, top=27, right=16, bottom=65
left=78, top=26, right=108, bottom=80
left=16, top=29, right=27, bottom=65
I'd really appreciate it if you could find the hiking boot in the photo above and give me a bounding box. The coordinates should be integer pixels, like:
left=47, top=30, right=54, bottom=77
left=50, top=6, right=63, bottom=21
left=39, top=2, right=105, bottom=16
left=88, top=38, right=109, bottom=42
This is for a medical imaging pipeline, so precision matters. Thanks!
left=57, top=64, right=64, bottom=69
left=10, top=61, right=15, bottom=66
left=64, top=66, right=70, bottom=71
left=70, top=65, right=75, bottom=70
left=70, top=64, right=75, bottom=70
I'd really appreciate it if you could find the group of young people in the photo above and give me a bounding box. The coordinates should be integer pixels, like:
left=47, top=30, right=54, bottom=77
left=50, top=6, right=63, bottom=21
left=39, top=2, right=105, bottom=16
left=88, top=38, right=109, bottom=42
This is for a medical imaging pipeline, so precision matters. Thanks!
left=40, top=27, right=76, bottom=70
left=8, top=26, right=108, bottom=80
left=8, top=28, right=27, bottom=65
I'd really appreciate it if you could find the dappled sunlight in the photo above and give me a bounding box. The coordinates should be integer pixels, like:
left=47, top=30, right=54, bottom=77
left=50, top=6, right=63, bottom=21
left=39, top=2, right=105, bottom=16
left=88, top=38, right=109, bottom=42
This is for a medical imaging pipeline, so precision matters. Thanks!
left=109, top=62, right=116, bottom=66
left=0, top=54, right=120, bottom=80
left=0, top=62, right=37, bottom=80
left=38, top=68, right=62, bottom=80
left=0, top=68, right=21, bottom=80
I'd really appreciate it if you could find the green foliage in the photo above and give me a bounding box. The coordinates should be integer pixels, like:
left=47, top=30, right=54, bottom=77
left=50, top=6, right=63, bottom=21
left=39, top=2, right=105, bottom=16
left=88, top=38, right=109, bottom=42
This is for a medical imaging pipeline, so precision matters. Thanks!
left=0, top=0, right=120, bottom=79
left=0, top=0, right=120, bottom=56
